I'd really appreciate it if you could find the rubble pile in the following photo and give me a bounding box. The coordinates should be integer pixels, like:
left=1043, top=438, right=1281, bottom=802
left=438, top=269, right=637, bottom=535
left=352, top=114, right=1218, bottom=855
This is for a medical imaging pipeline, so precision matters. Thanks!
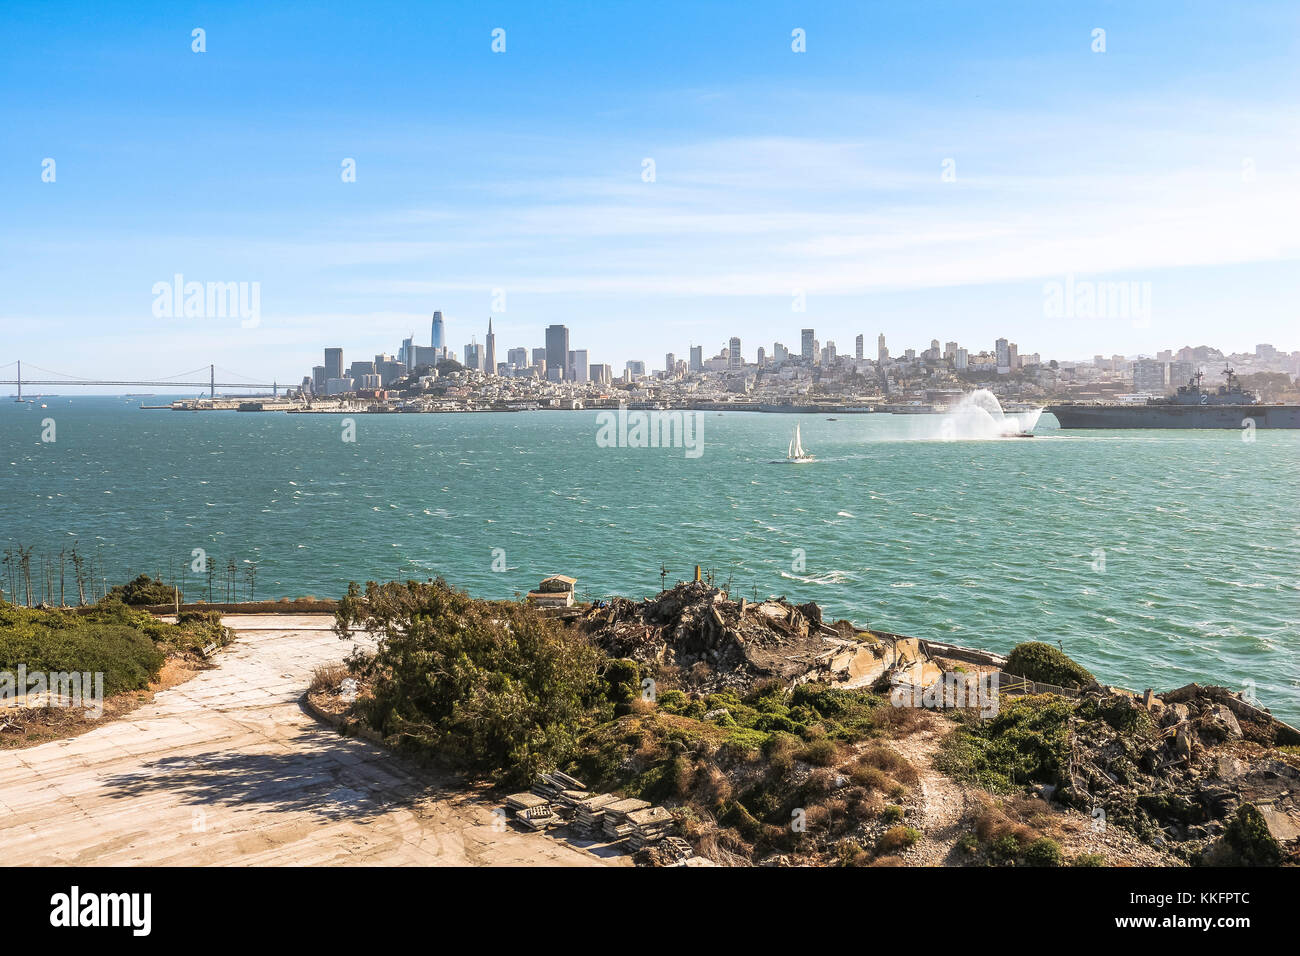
left=1061, top=683, right=1300, bottom=859
left=584, top=582, right=871, bottom=691
left=584, top=582, right=943, bottom=694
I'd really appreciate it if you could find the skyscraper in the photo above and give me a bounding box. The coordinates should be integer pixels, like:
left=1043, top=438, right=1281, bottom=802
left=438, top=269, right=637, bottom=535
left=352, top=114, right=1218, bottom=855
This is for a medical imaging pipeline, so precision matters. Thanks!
left=431, top=311, right=444, bottom=350
left=877, top=333, right=888, bottom=363
left=689, top=345, right=703, bottom=372
left=855, top=334, right=864, bottom=361
left=801, top=329, right=815, bottom=362
left=324, top=348, right=343, bottom=381
left=571, top=349, right=589, bottom=382
left=728, top=337, right=742, bottom=369
left=545, top=324, right=569, bottom=381
left=485, top=317, right=496, bottom=376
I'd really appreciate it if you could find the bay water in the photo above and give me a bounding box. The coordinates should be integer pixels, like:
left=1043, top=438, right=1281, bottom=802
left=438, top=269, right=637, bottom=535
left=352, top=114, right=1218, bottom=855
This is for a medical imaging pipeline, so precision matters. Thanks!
left=3, top=397, right=1297, bottom=721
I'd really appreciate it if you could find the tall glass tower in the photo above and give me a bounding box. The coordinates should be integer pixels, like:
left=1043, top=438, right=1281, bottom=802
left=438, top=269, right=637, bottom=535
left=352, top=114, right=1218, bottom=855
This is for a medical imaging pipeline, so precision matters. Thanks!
left=431, top=311, right=444, bottom=351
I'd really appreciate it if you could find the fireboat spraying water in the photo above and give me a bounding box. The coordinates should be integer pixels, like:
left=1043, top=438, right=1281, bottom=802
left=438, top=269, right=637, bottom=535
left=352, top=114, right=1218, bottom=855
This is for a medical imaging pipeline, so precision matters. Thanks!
left=935, top=390, right=1042, bottom=440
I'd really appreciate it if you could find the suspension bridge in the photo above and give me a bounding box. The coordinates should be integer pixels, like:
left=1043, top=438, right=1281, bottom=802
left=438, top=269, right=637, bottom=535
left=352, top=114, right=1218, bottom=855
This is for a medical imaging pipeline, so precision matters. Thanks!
left=0, top=361, right=280, bottom=401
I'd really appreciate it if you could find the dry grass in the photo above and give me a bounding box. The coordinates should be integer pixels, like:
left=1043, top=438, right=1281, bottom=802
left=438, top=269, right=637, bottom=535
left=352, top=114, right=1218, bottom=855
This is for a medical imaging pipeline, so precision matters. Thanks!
left=873, top=703, right=928, bottom=735
left=973, top=796, right=1038, bottom=848
left=695, top=764, right=732, bottom=807
left=308, top=663, right=349, bottom=694
left=972, top=793, right=1062, bottom=846
left=856, top=743, right=919, bottom=785
left=798, top=737, right=841, bottom=767
left=834, top=839, right=871, bottom=867
left=843, top=743, right=919, bottom=803
left=877, top=824, right=921, bottom=853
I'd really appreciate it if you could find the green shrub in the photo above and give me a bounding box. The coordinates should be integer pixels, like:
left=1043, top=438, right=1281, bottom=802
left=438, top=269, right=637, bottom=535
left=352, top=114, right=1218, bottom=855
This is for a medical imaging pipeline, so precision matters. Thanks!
left=1023, top=837, right=1064, bottom=867
left=988, top=833, right=1022, bottom=862
left=1004, top=642, right=1094, bottom=688
left=1072, top=852, right=1107, bottom=867
left=882, top=804, right=905, bottom=823
left=0, top=603, right=167, bottom=696
left=657, top=689, right=688, bottom=712
left=790, top=682, right=851, bottom=717
left=1219, top=804, right=1283, bottom=866
left=335, top=579, right=607, bottom=786
left=176, top=609, right=222, bottom=627
left=935, top=695, right=1074, bottom=793
left=105, top=574, right=180, bottom=607
left=603, top=658, right=642, bottom=714
left=744, top=678, right=785, bottom=706
left=754, top=712, right=801, bottom=734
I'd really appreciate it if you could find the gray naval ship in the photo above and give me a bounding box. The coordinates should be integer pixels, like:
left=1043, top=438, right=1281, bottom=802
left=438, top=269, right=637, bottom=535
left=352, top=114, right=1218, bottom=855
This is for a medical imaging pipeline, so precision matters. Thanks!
left=1045, top=366, right=1300, bottom=429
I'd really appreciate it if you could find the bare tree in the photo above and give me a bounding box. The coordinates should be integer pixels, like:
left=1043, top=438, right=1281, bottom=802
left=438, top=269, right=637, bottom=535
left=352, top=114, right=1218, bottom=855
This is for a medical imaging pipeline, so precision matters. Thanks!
left=18, top=545, right=33, bottom=607
left=71, top=543, right=86, bottom=605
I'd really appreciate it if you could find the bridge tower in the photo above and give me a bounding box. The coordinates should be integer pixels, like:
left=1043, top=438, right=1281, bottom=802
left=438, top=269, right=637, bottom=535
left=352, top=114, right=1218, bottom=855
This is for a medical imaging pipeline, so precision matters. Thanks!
left=15, top=360, right=19, bottom=403
left=210, top=364, right=215, bottom=401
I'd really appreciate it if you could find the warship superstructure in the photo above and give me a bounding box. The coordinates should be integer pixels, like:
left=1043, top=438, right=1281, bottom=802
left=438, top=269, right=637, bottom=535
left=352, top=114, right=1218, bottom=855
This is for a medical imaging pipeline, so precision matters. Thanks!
left=1045, top=366, right=1300, bottom=429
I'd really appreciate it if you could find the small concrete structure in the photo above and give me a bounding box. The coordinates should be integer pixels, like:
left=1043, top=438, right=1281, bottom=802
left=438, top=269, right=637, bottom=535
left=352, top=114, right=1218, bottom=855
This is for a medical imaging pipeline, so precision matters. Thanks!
left=527, top=574, right=577, bottom=608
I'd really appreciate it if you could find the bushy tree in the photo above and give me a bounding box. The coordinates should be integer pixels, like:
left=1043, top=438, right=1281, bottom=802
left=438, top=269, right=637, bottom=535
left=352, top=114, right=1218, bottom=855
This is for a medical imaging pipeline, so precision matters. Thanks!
left=1005, top=642, right=1095, bottom=688
left=106, top=574, right=179, bottom=607
left=335, top=579, right=608, bottom=785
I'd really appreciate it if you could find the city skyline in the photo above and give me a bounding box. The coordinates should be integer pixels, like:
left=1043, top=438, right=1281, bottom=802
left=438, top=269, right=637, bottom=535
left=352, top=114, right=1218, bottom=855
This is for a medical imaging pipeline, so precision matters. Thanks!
left=3, top=1, right=1299, bottom=384
left=303, top=307, right=1297, bottom=395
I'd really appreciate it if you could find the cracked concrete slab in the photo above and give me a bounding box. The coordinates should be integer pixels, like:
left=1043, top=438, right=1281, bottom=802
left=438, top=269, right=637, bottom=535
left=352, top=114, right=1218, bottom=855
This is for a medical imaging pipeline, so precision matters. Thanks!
left=0, top=615, right=624, bottom=867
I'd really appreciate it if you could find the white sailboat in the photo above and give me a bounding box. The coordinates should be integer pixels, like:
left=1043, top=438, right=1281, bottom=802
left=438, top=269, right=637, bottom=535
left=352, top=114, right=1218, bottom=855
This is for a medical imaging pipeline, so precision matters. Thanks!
left=778, top=423, right=816, bottom=463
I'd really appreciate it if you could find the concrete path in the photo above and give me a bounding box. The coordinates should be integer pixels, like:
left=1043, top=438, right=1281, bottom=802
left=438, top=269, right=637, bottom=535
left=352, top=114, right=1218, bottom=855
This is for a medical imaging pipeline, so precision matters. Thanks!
left=0, top=615, right=623, bottom=866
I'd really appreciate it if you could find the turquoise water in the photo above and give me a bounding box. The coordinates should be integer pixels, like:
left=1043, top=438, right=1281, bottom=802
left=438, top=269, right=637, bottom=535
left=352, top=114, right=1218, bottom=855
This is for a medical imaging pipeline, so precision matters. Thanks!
left=2, top=397, right=1298, bottom=721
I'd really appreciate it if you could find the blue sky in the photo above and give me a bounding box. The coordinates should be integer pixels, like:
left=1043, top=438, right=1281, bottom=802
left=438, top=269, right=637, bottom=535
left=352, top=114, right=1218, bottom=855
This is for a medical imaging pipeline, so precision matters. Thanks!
left=2, top=0, right=1298, bottom=387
